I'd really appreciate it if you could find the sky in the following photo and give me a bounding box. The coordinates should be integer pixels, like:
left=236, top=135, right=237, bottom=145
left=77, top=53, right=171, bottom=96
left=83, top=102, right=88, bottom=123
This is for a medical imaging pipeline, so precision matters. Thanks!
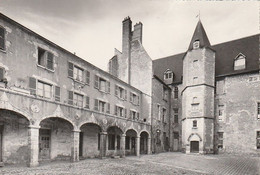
left=0, top=0, right=259, bottom=71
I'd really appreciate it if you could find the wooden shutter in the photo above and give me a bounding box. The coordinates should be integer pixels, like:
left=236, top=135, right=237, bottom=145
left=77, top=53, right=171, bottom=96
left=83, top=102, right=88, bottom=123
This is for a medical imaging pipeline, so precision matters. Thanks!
left=0, top=67, right=4, bottom=81
left=68, top=90, right=73, bottom=105
left=106, top=103, right=110, bottom=114
left=47, top=52, right=54, bottom=70
left=115, top=85, right=118, bottom=96
left=124, top=108, right=127, bottom=118
left=29, top=77, right=36, bottom=95
left=55, top=86, right=60, bottom=102
left=0, top=27, right=5, bottom=50
left=130, top=92, right=133, bottom=102
left=94, top=99, right=99, bottom=111
left=124, top=89, right=127, bottom=100
left=68, top=62, right=74, bottom=78
left=137, top=112, right=140, bottom=120
left=106, top=81, right=110, bottom=93
left=85, top=96, right=90, bottom=109
left=86, top=70, right=90, bottom=84
left=114, top=105, right=117, bottom=115
left=94, top=75, right=99, bottom=89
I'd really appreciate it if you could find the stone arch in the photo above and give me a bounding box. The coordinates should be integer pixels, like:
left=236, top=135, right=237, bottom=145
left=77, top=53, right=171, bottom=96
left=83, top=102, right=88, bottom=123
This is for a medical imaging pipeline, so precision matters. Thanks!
left=106, top=125, right=123, bottom=157
left=125, top=129, right=138, bottom=156
left=140, top=131, right=149, bottom=155
left=78, top=121, right=103, bottom=131
left=37, top=115, right=76, bottom=130
left=139, top=130, right=150, bottom=138
left=125, top=128, right=138, bottom=135
left=187, top=133, right=202, bottom=142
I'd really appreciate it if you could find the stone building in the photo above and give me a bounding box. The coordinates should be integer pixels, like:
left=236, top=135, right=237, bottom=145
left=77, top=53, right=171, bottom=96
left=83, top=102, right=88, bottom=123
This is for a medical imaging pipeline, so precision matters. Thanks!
left=0, top=12, right=259, bottom=167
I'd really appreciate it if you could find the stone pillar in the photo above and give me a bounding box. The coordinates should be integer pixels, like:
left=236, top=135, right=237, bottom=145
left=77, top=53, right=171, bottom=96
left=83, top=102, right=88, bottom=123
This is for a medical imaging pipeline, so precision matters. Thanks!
left=120, top=134, right=126, bottom=158
left=100, top=132, right=107, bottom=158
left=28, top=125, right=40, bottom=167
left=136, top=136, right=140, bottom=156
left=71, top=130, right=80, bottom=162
left=147, top=137, right=151, bottom=154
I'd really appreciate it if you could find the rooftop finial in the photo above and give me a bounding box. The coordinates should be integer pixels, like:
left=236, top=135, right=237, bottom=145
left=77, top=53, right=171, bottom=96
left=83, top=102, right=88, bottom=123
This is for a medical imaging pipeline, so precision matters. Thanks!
left=196, top=10, right=200, bottom=21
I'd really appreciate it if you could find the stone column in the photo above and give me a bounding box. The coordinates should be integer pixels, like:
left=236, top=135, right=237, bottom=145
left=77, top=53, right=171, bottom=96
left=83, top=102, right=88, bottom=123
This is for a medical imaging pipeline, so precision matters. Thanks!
left=100, top=132, right=107, bottom=158
left=71, top=130, right=80, bottom=162
left=28, top=125, right=40, bottom=167
left=147, top=137, right=151, bottom=154
left=136, top=136, right=140, bottom=156
left=120, top=134, right=126, bottom=158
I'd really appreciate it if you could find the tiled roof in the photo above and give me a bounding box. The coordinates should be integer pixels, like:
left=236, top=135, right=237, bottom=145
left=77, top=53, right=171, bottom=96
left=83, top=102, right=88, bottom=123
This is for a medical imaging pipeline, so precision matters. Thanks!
left=153, top=34, right=259, bottom=84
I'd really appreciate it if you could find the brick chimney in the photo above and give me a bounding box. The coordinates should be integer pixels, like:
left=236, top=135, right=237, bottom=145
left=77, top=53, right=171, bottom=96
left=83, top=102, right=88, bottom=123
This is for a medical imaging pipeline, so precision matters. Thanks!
left=132, top=22, right=143, bottom=43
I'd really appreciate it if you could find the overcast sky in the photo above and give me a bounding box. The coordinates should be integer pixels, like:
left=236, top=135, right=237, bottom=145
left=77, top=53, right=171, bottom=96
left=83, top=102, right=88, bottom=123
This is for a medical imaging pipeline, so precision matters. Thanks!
left=0, top=0, right=259, bottom=70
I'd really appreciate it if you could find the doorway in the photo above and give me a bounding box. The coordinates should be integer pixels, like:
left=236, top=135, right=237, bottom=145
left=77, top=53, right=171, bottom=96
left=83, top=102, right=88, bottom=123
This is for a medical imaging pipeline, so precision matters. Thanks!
left=190, top=141, right=199, bottom=153
left=39, top=129, right=51, bottom=160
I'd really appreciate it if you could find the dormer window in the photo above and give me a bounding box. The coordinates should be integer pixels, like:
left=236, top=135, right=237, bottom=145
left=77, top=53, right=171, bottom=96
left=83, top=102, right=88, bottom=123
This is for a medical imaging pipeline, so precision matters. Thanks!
left=164, top=69, right=173, bottom=80
left=234, top=53, right=246, bottom=70
left=193, top=40, right=200, bottom=49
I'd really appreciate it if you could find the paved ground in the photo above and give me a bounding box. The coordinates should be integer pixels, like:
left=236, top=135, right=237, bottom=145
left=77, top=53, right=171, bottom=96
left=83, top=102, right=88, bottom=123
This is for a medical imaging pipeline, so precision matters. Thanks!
left=0, top=152, right=259, bottom=175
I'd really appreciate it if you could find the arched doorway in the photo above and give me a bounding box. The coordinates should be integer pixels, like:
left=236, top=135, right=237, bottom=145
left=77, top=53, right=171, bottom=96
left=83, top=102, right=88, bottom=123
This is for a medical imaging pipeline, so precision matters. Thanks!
left=107, top=126, right=123, bottom=157
left=125, top=129, right=137, bottom=156
left=79, top=123, right=102, bottom=158
left=140, top=131, right=149, bottom=154
left=190, top=141, right=199, bottom=153
left=39, top=117, right=73, bottom=161
left=0, top=109, right=30, bottom=164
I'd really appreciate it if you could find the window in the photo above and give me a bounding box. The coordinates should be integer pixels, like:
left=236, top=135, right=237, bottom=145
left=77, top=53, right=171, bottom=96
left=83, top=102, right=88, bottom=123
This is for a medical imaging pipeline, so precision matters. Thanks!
left=174, top=87, right=178, bottom=99
left=115, top=85, right=127, bottom=100
left=234, top=53, right=246, bottom=70
left=193, top=120, right=197, bottom=128
left=0, top=67, right=5, bottom=82
left=162, top=108, right=166, bottom=123
left=130, top=92, right=140, bottom=105
left=193, top=40, right=199, bottom=49
left=68, top=62, right=90, bottom=84
left=99, top=101, right=106, bottom=113
left=192, top=97, right=199, bottom=111
left=73, top=66, right=83, bottom=82
left=37, top=81, right=52, bottom=99
left=130, top=110, right=140, bottom=121
left=174, top=108, right=178, bottom=123
left=108, top=134, right=115, bottom=150
left=257, top=131, right=260, bottom=149
left=94, top=75, right=110, bottom=93
left=218, top=132, right=224, bottom=149
left=164, top=69, right=173, bottom=80
left=94, top=99, right=109, bottom=113
left=218, top=105, right=224, bottom=121
left=0, top=26, right=5, bottom=51
left=37, top=47, right=54, bottom=71
left=54, top=86, right=61, bottom=102
left=157, top=104, right=161, bottom=121
left=85, top=96, right=90, bottom=109
left=115, top=105, right=126, bottom=117
left=257, top=103, right=260, bottom=120
left=73, top=93, right=83, bottom=107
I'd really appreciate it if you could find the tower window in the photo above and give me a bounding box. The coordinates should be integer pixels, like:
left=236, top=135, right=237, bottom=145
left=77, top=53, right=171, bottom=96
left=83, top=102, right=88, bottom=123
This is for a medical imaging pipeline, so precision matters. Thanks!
left=174, top=87, right=178, bottom=99
left=193, top=120, right=197, bottom=128
left=193, top=40, right=200, bottom=49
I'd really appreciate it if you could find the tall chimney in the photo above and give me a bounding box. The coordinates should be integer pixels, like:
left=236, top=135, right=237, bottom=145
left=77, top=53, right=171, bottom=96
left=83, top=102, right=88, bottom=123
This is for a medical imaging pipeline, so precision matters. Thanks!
left=132, top=22, right=143, bottom=43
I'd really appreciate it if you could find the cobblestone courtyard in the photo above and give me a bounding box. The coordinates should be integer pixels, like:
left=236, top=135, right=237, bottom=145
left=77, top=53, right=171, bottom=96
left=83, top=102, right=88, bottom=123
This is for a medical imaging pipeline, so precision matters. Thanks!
left=0, top=152, right=259, bottom=175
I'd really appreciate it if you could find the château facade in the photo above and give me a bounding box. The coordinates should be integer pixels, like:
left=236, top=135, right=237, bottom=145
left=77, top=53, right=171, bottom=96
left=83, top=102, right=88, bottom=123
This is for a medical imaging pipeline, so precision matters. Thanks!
left=0, top=13, right=259, bottom=167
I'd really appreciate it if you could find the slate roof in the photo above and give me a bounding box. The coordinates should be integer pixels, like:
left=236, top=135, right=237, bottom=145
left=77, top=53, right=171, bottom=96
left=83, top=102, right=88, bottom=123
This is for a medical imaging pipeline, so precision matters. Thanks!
left=153, top=34, right=259, bottom=84
left=188, top=20, right=211, bottom=50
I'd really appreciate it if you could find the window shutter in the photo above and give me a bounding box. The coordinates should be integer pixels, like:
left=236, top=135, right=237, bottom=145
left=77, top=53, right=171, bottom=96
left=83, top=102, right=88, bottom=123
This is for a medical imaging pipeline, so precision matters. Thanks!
left=124, top=108, right=127, bottom=118
left=130, top=92, right=133, bottom=102
left=94, top=75, right=99, bottom=89
left=124, top=89, right=127, bottom=100
left=55, top=86, right=60, bottom=102
left=137, top=96, right=140, bottom=105
left=0, top=27, right=5, bottom=50
left=137, top=112, right=140, bottom=120
left=115, top=85, right=118, bottom=96
left=47, top=52, right=54, bottom=70
left=0, top=67, right=4, bottom=81
left=68, top=91, right=73, bottom=105
left=94, top=99, right=99, bottom=111
left=114, top=105, right=117, bottom=115
left=68, top=62, right=74, bottom=78
left=106, top=81, right=110, bottom=93
left=29, top=77, right=36, bottom=95
left=85, top=96, right=90, bottom=109
left=86, top=70, right=90, bottom=84
left=107, top=103, right=110, bottom=114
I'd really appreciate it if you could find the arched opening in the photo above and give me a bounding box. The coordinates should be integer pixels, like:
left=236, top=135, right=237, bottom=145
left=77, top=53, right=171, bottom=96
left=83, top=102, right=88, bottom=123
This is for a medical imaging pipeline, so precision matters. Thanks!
left=107, top=126, right=123, bottom=157
left=39, top=117, right=73, bottom=161
left=79, top=123, right=102, bottom=158
left=140, top=131, right=149, bottom=154
left=0, top=109, right=30, bottom=164
left=125, top=129, right=137, bottom=156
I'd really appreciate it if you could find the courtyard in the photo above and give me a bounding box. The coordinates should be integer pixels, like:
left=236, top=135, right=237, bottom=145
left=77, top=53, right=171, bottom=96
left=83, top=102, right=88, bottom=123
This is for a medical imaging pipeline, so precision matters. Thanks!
left=0, top=152, right=259, bottom=175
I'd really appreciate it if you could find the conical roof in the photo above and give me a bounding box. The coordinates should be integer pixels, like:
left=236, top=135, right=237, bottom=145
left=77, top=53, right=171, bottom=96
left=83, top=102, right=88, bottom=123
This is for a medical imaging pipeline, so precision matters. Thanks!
left=188, top=20, right=211, bottom=50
